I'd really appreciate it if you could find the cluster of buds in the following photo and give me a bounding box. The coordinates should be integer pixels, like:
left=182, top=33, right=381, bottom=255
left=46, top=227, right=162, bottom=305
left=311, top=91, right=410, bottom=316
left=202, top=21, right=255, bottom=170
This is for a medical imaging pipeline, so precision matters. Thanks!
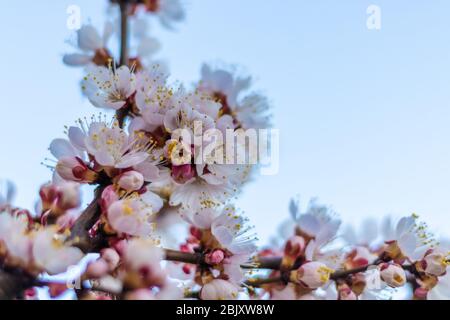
left=39, top=182, right=81, bottom=223
left=78, top=239, right=181, bottom=300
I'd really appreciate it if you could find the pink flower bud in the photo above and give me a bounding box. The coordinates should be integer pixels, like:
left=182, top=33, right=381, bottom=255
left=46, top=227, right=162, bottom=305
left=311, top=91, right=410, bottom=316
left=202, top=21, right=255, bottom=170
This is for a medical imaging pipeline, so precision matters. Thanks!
left=48, top=283, right=69, bottom=298
left=85, top=259, right=110, bottom=279
left=55, top=182, right=81, bottom=211
left=414, top=287, right=428, bottom=299
left=100, top=185, right=119, bottom=213
left=293, top=261, right=334, bottom=289
left=39, top=184, right=59, bottom=211
left=422, top=250, right=449, bottom=277
left=205, top=249, right=225, bottom=265
left=118, top=171, right=144, bottom=192
left=171, top=164, right=196, bottom=184
left=284, top=236, right=306, bottom=259
left=56, top=157, right=98, bottom=183
left=200, top=279, right=239, bottom=300
left=345, top=246, right=377, bottom=269
left=100, top=248, right=120, bottom=271
left=338, top=284, right=357, bottom=300
left=24, top=288, right=37, bottom=300
left=379, top=263, right=406, bottom=288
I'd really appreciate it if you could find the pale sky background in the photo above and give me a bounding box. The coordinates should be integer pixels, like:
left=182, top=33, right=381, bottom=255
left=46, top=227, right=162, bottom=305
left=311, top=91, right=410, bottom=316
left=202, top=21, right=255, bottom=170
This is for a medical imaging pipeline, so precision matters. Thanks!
left=1, top=0, right=450, bottom=244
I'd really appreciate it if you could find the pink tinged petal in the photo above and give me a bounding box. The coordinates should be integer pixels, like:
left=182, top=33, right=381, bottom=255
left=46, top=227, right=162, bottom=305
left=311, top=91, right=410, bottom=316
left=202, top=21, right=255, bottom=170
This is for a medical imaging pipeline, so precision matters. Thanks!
left=116, top=152, right=149, bottom=169
left=44, top=247, right=84, bottom=275
left=116, top=66, right=134, bottom=96
left=134, top=162, right=160, bottom=182
left=304, top=241, right=316, bottom=261
left=68, top=126, right=86, bottom=150
left=94, top=151, right=116, bottom=167
left=107, top=201, right=138, bottom=235
left=212, top=226, right=233, bottom=247
left=229, top=242, right=257, bottom=256
left=141, top=191, right=164, bottom=213
left=223, top=262, right=244, bottom=284
left=63, top=53, right=93, bottom=66
left=112, top=216, right=139, bottom=235
left=200, top=173, right=224, bottom=186
left=396, top=216, right=415, bottom=237
left=163, top=108, right=179, bottom=132
left=78, top=25, right=102, bottom=51
left=297, top=214, right=320, bottom=237
left=191, top=209, right=216, bottom=229
left=88, top=94, right=126, bottom=110
left=50, top=139, right=78, bottom=159
left=315, top=219, right=341, bottom=246
left=144, top=110, right=165, bottom=127
left=398, top=233, right=417, bottom=258
left=216, top=115, right=235, bottom=134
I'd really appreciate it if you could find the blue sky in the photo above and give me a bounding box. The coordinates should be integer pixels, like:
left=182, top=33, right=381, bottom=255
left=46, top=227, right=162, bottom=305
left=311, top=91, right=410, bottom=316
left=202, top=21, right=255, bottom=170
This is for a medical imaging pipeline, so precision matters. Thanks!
left=1, top=0, right=450, bottom=243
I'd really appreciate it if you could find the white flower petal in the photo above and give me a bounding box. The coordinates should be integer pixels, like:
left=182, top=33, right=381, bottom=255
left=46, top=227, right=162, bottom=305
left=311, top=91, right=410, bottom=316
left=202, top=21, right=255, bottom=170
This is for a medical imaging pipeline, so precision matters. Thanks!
left=63, top=53, right=93, bottom=66
left=50, top=139, right=79, bottom=159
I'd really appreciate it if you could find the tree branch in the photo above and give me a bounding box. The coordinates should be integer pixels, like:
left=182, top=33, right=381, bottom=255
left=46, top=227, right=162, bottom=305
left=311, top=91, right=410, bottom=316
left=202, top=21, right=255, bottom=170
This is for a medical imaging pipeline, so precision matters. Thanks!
left=119, top=0, right=129, bottom=67
left=164, top=249, right=204, bottom=265
left=0, top=268, right=34, bottom=300
left=245, top=276, right=284, bottom=287
left=116, top=0, right=130, bottom=128
left=68, top=186, right=106, bottom=253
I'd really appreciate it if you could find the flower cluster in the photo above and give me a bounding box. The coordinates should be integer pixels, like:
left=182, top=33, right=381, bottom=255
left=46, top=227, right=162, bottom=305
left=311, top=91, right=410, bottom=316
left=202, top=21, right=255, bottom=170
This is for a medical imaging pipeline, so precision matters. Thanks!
left=0, top=209, right=84, bottom=276
left=256, top=199, right=450, bottom=300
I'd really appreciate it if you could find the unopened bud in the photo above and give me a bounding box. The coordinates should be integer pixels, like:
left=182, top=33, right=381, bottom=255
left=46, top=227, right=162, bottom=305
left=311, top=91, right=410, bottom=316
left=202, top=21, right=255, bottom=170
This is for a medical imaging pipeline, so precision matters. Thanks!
left=56, top=157, right=98, bottom=183
left=421, top=250, right=449, bottom=277
left=39, top=184, right=59, bottom=211
left=171, top=164, right=196, bottom=184
left=200, top=279, right=239, bottom=300
left=281, top=236, right=305, bottom=269
left=100, top=248, right=120, bottom=271
left=205, top=249, right=225, bottom=265
left=291, top=261, right=334, bottom=289
left=117, top=171, right=144, bottom=192
left=414, top=287, right=428, bottom=300
left=55, top=182, right=81, bottom=211
left=379, top=263, right=406, bottom=288
left=85, top=259, right=109, bottom=279
left=284, top=236, right=306, bottom=258
left=100, top=185, right=119, bottom=213
left=338, top=283, right=357, bottom=300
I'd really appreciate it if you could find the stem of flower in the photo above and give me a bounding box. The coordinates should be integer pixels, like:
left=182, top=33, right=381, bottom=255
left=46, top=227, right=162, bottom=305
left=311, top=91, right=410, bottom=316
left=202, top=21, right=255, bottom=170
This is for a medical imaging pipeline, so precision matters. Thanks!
left=244, top=276, right=285, bottom=287
left=119, top=0, right=129, bottom=67
left=116, top=0, right=130, bottom=128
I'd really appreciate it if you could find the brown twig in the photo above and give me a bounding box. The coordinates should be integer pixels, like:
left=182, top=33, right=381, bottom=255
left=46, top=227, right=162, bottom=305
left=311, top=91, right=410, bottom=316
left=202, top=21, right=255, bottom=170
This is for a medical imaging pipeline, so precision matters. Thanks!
left=67, top=186, right=107, bottom=253
left=0, top=268, right=34, bottom=300
left=330, top=260, right=382, bottom=280
left=119, top=0, right=129, bottom=67
left=244, top=276, right=284, bottom=288
left=164, top=249, right=204, bottom=265
left=116, top=0, right=130, bottom=128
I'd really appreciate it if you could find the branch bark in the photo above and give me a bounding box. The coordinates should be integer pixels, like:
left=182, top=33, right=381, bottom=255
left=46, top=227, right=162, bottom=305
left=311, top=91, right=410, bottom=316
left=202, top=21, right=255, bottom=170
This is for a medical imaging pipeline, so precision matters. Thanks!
left=119, top=0, right=129, bottom=67
left=68, top=187, right=106, bottom=253
left=0, top=268, right=34, bottom=300
left=116, top=0, right=130, bottom=128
